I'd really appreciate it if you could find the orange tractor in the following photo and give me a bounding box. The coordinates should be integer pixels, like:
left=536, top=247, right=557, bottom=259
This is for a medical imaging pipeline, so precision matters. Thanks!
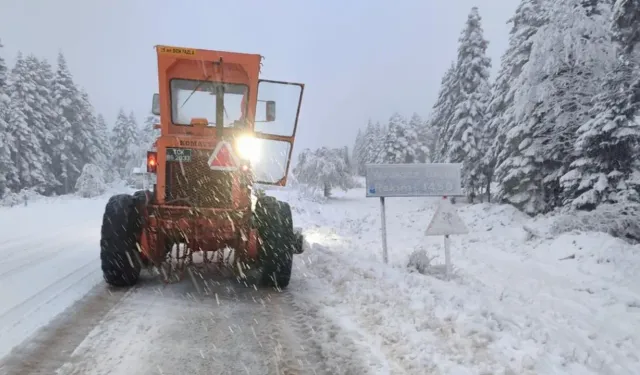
left=100, top=45, right=305, bottom=289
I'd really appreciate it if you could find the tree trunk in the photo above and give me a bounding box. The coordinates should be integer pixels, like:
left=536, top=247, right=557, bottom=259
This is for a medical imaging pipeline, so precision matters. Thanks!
left=484, top=170, right=492, bottom=203
left=486, top=177, right=491, bottom=203
left=323, top=183, right=331, bottom=197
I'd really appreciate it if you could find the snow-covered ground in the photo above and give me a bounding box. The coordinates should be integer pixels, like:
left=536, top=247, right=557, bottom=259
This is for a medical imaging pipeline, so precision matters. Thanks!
left=1, top=185, right=639, bottom=374
left=0, top=194, right=109, bottom=360
left=271, top=187, right=640, bottom=375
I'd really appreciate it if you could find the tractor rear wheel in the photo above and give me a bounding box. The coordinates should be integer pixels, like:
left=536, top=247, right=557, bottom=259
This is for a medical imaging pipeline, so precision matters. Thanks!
left=254, top=196, right=295, bottom=289
left=132, top=190, right=152, bottom=266
left=100, top=194, right=143, bottom=287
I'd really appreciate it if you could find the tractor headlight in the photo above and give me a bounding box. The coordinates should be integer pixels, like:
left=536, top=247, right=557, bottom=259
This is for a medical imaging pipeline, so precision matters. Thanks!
left=235, top=135, right=261, bottom=163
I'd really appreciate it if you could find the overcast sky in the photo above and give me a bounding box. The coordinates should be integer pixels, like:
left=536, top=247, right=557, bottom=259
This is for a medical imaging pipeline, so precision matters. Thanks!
left=0, top=0, right=517, bottom=155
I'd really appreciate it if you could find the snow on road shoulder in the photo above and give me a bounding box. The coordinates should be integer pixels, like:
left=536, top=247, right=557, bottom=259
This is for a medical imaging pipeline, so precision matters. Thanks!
left=0, top=188, right=131, bottom=360
left=272, top=187, right=640, bottom=375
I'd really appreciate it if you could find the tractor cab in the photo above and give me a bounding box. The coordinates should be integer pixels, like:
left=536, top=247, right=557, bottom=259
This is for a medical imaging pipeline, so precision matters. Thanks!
left=147, top=46, right=303, bottom=194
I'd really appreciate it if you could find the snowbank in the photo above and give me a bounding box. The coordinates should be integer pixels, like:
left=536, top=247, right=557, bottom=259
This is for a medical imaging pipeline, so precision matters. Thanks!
left=549, top=203, right=640, bottom=244
left=270, top=187, right=640, bottom=375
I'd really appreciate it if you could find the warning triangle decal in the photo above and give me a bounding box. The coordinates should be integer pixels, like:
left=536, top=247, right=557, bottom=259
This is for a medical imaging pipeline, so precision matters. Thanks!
left=208, top=141, right=240, bottom=171
left=425, top=199, right=469, bottom=236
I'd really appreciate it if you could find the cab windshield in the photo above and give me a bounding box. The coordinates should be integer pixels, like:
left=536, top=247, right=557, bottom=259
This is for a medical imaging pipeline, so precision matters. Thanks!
left=170, top=79, right=248, bottom=127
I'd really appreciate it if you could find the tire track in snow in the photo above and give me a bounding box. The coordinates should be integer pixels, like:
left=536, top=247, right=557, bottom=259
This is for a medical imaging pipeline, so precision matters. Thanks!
left=0, top=241, right=83, bottom=282
left=0, top=284, right=135, bottom=375
left=279, top=288, right=389, bottom=375
left=0, top=224, right=94, bottom=262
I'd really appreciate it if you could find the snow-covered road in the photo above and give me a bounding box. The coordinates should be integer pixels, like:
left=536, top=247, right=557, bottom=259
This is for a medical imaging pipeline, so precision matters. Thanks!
left=3, top=270, right=364, bottom=375
left=1, top=186, right=640, bottom=374
left=0, top=196, right=106, bottom=360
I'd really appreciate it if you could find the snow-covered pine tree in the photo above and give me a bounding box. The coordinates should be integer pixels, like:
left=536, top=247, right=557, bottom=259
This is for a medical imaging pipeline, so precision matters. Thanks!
left=441, top=7, right=492, bottom=201
left=110, top=108, right=139, bottom=180
left=292, top=147, right=356, bottom=197
left=420, top=118, right=439, bottom=163
left=376, top=112, right=418, bottom=164
left=612, top=0, right=640, bottom=57
left=361, top=120, right=380, bottom=167
left=28, top=56, right=60, bottom=194
left=95, top=114, right=112, bottom=179
left=408, top=113, right=430, bottom=163
left=376, top=121, right=388, bottom=157
left=128, top=111, right=138, bottom=130
left=532, top=0, right=614, bottom=209
left=486, top=0, right=547, bottom=203
left=341, top=145, right=351, bottom=171
left=495, top=0, right=614, bottom=214
left=137, top=113, right=159, bottom=170
left=0, top=39, right=6, bottom=90
left=352, top=128, right=365, bottom=175
left=126, top=111, right=144, bottom=174
left=0, top=39, right=15, bottom=197
left=52, top=52, right=80, bottom=194
left=432, top=62, right=459, bottom=162
left=77, top=89, right=109, bottom=171
left=559, top=0, right=640, bottom=209
left=140, top=113, right=159, bottom=147
left=6, top=53, right=48, bottom=192
left=561, top=61, right=640, bottom=208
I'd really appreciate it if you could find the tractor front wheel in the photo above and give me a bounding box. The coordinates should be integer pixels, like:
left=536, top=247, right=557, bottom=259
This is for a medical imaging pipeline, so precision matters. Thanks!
left=100, top=194, right=143, bottom=287
left=254, top=196, right=295, bottom=289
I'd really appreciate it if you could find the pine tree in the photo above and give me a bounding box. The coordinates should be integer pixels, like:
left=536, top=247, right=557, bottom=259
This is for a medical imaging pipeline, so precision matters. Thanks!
left=110, top=108, right=139, bottom=180
left=95, top=114, right=111, bottom=172
left=70, top=89, right=99, bottom=176
left=28, top=56, right=59, bottom=193
left=559, top=0, right=640, bottom=209
left=486, top=0, right=547, bottom=203
left=52, top=52, right=80, bottom=193
left=376, top=112, right=417, bottom=164
left=139, top=113, right=159, bottom=149
left=6, top=53, right=48, bottom=191
left=420, top=118, right=439, bottom=163
left=432, top=63, right=459, bottom=162
left=494, top=0, right=614, bottom=214
left=0, top=39, right=15, bottom=197
left=441, top=7, right=492, bottom=201
left=561, top=61, right=640, bottom=209
left=352, top=128, right=365, bottom=175
left=612, top=0, right=640, bottom=56
left=408, top=113, right=429, bottom=163
left=361, top=120, right=381, bottom=167
left=78, top=89, right=108, bottom=170
left=342, top=145, right=351, bottom=171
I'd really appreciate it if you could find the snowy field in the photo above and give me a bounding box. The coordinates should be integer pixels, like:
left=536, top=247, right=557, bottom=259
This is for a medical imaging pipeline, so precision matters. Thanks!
left=0, top=185, right=639, bottom=374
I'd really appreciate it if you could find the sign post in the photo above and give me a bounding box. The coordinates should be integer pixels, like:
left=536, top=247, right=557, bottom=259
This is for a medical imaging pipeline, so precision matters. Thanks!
left=379, top=196, right=388, bottom=263
left=365, top=163, right=464, bottom=265
left=424, top=196, right=469, bottom=280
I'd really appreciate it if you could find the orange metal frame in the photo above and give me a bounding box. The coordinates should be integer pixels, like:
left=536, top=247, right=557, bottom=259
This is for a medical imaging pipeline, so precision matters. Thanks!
left=155, top=45, right=262, bottom=203
left=139, top=45, right=301, bottom=265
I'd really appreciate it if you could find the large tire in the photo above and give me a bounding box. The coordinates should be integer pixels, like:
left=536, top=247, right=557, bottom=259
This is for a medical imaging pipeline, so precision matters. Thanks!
left=100, top=194, right=142, bottom=287
left=254, top=196, right=295, bottom=289
left=132, top=190, right=152, bottom=266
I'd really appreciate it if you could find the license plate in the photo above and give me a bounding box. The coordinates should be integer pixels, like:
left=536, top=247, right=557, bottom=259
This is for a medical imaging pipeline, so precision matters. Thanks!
left=166, top=148, right=192, bottom=162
